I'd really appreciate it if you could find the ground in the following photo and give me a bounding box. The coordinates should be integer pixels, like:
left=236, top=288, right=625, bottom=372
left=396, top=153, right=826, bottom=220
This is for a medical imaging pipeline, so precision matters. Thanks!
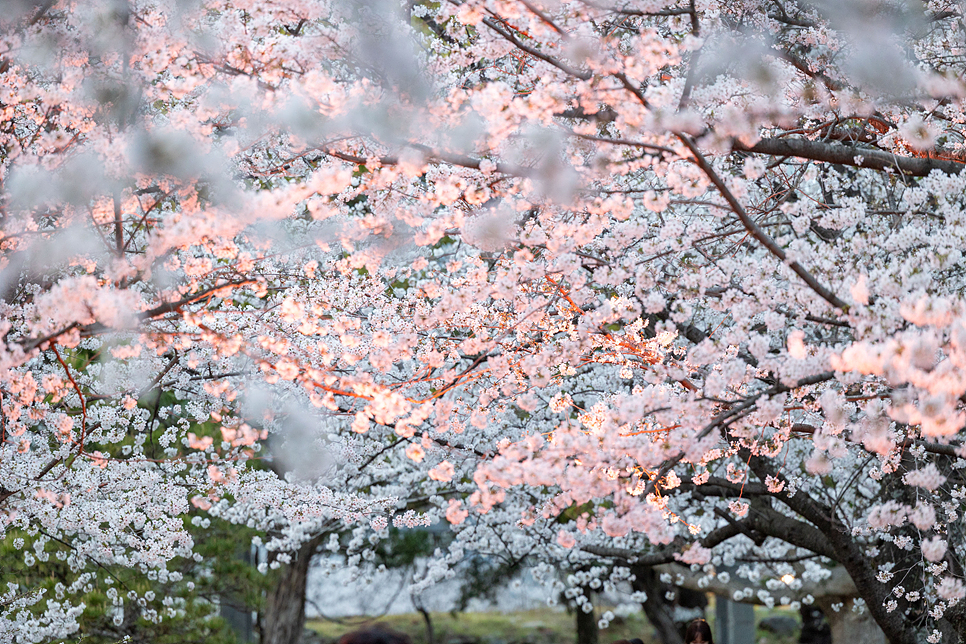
left=304, top=605, right=802, bottom=644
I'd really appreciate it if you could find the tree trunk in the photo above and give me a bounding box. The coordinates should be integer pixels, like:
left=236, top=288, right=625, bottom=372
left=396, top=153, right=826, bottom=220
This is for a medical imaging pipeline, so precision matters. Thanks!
left=745, top=455, right=918, bottom=644
left=416, top=603, right=435, bottom=644
left=799, top=605, right=831, bottom=644
left=261, top=535, right=323, bottom=644
left=814, top=597, right=885, bottom=644
left=631, top=565, right=684, bottom=644
left=575, top=598, right=599, bottom=644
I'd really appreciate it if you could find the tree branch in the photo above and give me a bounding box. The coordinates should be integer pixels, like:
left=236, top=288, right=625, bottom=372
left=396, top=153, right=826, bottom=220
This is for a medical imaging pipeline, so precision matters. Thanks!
left=745, top=453, right=917, bottom=644
left=678, top=133, right=850, bottom=311
left=482, top=17, right=591, bottom=81
left=734, top=137, right=966, bottom=177
left=580, top=520, right=744, bottom=564
left=790, top=422, right=963, bottom=459
left=641, top=372, right=835, bottom=503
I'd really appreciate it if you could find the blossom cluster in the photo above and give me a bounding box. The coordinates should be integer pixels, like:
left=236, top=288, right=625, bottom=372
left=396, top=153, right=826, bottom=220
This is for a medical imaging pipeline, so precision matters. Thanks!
left=1, top=1, right=966, bottom=642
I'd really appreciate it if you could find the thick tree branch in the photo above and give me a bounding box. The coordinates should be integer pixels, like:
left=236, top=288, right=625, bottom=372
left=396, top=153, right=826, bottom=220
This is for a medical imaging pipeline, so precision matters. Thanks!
left=578, top=1, right=692, bottom=17
left=773, top=49, right=845, bottom=91
left=324, top=145, right=537, bottom=179
left=790, top=422, right=963, bottom=459
left=743, top=502, right=837, bottom=560
left=746, top=453, right=918, bottom=644
left=734, top=137, right=966, bottom=177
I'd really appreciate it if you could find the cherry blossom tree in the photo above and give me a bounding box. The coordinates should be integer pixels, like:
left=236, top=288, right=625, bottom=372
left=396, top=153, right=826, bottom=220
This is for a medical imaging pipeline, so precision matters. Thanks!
left=2, top=1, right=966, bottom=644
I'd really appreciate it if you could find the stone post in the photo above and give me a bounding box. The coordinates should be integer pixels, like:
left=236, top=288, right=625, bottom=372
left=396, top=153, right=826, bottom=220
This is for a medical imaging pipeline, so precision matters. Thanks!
left=715, top=595, right=755, bottom=644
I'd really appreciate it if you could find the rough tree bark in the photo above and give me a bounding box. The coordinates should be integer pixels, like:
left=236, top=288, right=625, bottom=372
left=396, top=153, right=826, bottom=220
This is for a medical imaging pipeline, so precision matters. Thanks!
left=631, top=565, right=684, bottom=644
left=744, top=455, right=917, bottom=644
left=575, top=589, right=599, bottom=644
left=261, top=534, right=324, bottom=644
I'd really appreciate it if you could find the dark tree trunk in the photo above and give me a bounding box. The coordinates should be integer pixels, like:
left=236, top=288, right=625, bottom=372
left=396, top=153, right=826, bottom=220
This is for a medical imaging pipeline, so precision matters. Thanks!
left=745, top=454, right=919, bottom=644
left=575, top=598, right=599, bottom=644
left=815, top=597, right=885, bottom=644
left=261, top=535, right=323, bottom=644
left=416, top=603, right=435, bottom=644
left=677, top=587, right=707, bottom=615
left=799, top=605, right=831, bottom=644
left=631, top=565, right=684, bottom=644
